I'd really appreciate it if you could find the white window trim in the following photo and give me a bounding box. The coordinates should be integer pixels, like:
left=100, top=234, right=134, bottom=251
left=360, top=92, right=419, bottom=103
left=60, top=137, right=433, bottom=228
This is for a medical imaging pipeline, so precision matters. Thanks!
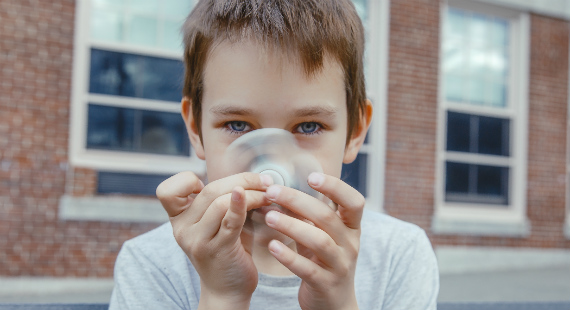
left=59, top=194, right=169, bottom=223
left=566, top=119, right=570, bottom=239
left=475, top=0, right=570, bottom=21
left=69, top=0, right=205, bottom=176
left=437, top=246, right=570, bottom=275
left=566, top=37, right=570, bottom=240
left=363, top=0, right=390, bottom=213
left=432, top=0, right=530, bottom=236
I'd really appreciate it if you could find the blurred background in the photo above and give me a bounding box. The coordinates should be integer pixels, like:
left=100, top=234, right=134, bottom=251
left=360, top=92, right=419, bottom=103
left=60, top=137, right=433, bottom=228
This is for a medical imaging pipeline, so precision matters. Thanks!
left=0, top=0, right=569, bottom=303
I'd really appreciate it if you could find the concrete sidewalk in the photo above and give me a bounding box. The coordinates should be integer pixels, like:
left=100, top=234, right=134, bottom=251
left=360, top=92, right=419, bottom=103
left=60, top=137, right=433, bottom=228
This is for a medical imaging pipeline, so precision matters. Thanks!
left=0, top=266, right=569, bottom=303
left=0, top=278, right=113, bottom=303
left=438, top=266, right=570, bottom=302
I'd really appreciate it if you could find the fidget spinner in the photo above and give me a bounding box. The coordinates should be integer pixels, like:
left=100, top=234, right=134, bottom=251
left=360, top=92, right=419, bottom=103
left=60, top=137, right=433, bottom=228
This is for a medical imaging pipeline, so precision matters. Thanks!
left=222, top=128, right=323, bottom=244
left=223, top=128, right=323, bottom=198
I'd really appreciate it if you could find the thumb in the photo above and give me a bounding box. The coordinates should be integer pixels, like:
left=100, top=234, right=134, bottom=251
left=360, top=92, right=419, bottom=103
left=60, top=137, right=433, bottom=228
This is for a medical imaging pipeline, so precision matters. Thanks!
left=156, top=171, right=205, bottom=217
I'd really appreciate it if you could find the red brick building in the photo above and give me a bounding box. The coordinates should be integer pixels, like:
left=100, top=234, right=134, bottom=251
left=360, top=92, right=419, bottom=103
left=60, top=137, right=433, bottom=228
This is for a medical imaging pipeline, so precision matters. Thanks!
left=1, top=0, right=569, bottom=283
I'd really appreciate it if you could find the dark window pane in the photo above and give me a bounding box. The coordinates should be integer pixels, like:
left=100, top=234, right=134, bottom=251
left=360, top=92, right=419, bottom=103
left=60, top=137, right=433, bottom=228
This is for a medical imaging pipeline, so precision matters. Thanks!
left=140, top=110, right=189, bottom=155
left=445, top=161, right=509, bottom=206
left=87, top=104, right=135, bottom=150
left=342, top=153, right=367, bottom=197
left=446, top=112, right=470, bottom=152
left=142, top=56, right=184, bottom=101
left=98, top=171, right=171, bottom=196
left=445, top=161, right=469, bottom=194
left=447, top=111, right=510, bottom=157
left=477, top=165, right=508, bottom=203
left=89, top=48, right=183, bottom=102
left=87, top=104, right=190, bottom=156
left=478, top=115, right=509, bottom=156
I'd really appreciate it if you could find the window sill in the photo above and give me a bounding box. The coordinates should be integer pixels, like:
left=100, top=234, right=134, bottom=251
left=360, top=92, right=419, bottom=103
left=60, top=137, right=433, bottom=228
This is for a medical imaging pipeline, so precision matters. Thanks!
left=432, top=213, right=530, bottom=237
left=70, top=150, right=207, bottom=176
left=565, top=218, right=570, bottom=240
left=58, top=195, right=169, bottom=223
left=436, top=246, right=570, bottom=275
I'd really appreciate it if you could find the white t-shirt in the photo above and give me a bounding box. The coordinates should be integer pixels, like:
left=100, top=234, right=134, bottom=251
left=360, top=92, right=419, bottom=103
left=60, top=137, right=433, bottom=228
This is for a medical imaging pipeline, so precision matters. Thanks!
left=109, top=209, right=439, bottom=309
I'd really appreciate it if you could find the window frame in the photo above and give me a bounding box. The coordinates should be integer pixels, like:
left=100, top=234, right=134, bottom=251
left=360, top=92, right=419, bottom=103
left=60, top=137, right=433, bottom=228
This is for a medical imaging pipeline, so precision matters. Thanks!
left=433, top=0, right=530, bottom=236
left=69, top=0, right=205, bottom=176
left=360, top=0, right=390, bottom=213
left=566, top=44, right=570, bottom=240
left=566, top=116, right=570, bottom=239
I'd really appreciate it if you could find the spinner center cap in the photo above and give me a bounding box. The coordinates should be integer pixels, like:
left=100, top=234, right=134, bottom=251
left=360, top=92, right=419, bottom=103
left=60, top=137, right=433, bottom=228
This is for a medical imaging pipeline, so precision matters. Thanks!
left=260, top=169, right=285, bottom=186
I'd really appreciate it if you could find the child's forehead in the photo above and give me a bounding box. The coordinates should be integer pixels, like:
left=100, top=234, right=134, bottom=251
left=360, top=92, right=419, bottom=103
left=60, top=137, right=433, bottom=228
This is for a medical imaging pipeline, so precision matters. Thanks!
left=206, top=38, right=344, bottom=81
left=201, top=39, right=346, bottom=115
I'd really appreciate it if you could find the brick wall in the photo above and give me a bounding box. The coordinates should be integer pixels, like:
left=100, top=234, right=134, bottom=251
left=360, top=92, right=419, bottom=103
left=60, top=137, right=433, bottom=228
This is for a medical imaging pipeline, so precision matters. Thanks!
left=524, top=14, right=569, bottom=248
left=384, top=0, right=440, bottom=229
left=384, top=0, right=570, bottom=249
left=0, top=0, right=158, bottom=277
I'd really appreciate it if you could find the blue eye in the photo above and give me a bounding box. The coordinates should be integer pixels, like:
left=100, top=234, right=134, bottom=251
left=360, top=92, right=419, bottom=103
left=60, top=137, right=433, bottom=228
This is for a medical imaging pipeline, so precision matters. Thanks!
left=226, top=121, right=250, bottom=134
left=296, top=122, right=321, bottom=134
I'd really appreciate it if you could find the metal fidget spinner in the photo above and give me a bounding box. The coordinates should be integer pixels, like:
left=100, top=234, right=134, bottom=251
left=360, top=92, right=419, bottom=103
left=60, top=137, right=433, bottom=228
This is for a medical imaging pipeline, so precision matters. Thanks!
left=223, top=128, right=322, bottom=197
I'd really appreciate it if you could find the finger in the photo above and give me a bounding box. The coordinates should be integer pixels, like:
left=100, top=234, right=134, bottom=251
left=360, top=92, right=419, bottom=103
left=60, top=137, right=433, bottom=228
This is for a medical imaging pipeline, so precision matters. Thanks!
left=216, top=187, right=247, bottom=246
left=265, top=211, right=340, bottom=269
left=188, top=172, right=274, bottom=224
left=265, top=185, right=346, bottom=243
left=197, top=189, right=270, bottom=240
left=307, top=172, right=365, bottom=230
left=156, top=171, right=204, bottom=217
left=268, top=239, right=323, bottom=285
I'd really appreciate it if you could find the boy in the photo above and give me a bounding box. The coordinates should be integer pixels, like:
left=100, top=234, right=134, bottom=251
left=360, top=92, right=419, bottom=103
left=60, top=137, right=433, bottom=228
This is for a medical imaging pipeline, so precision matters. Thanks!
left=109, top=0, right=439, bottom=309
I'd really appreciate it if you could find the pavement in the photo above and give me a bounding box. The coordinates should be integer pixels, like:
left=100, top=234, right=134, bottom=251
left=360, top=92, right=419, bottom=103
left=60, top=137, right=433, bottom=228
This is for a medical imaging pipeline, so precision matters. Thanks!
left=0, top=278, right=113, bottom=303
left=0, top=266, right=569, bottom=304
left=438, top=266, right=570, bottom=302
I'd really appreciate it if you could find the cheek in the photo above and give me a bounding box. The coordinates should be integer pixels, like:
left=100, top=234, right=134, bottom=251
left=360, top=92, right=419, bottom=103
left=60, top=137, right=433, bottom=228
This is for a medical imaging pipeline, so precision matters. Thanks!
left=311, top=144, right=345, bottom=179
left=320, top=155, right=344, bottom=179
left=202, top=138, right=231, bottom=181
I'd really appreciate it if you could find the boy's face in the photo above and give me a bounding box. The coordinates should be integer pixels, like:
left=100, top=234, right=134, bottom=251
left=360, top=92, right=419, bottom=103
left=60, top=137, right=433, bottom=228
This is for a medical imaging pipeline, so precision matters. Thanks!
left=182, top=40, right=367, bottom=182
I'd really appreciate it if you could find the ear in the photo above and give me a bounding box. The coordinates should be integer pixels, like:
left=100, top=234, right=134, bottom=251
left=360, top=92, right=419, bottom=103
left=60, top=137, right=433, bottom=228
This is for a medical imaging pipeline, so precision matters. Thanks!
left=181, top=97, right=205, bottom=160
left=343, top=99, right=373, bottom=164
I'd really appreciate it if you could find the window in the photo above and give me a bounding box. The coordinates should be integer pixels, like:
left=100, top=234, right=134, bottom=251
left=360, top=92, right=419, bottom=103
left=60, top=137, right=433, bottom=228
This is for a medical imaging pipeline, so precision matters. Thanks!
left=341, top=0, right=390, bottom=212
left=434, top=0, right=529, bottom=236
left=63, top=0, right=199, bottom=222
left=342, top=0, right=370, bottom=197
left=69, top=0, right=203, bottom=176
left=445, top=112, right=510, bottom=205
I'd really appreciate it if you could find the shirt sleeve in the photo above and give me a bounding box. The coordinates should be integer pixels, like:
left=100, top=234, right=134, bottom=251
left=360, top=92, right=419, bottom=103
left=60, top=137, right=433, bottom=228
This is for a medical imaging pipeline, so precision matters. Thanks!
left=382, top=229, right=439, bottom=310
left=109, top=239, right=190, bottom=310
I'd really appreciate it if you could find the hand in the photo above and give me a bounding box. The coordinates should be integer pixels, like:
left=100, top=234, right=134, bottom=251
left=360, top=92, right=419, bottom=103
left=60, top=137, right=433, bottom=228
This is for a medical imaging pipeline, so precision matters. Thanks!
left=156, top=171, right=274, bottom=309
left=263, top=172, right=364, bottom=310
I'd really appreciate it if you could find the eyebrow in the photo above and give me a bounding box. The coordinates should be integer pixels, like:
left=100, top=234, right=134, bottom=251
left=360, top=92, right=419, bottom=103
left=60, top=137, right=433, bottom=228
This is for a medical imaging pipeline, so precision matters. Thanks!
left=209, top=105, right=255, bottom=116
left=293, top=106, right=337, bottom=118
left=209, top=104, right=337, bottom=117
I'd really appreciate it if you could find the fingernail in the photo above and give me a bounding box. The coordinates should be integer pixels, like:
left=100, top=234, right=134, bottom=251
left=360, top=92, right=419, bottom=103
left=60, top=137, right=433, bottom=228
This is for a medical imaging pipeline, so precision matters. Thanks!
left=266, top=185, right=281, bottom=200
left=265, top=210, right=279, bottom=225
left=308, top=172, right=325, bottom=187
left=268, top=239, right=282, bottom=255
left=260, top=174, right=274, bottom=187
left=231, top=190, right=240, bottom=202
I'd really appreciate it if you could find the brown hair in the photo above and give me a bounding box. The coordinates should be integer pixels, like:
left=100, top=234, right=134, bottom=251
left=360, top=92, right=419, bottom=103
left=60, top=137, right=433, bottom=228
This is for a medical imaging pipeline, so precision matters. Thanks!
left=182, top=0, right=366, bottom=144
